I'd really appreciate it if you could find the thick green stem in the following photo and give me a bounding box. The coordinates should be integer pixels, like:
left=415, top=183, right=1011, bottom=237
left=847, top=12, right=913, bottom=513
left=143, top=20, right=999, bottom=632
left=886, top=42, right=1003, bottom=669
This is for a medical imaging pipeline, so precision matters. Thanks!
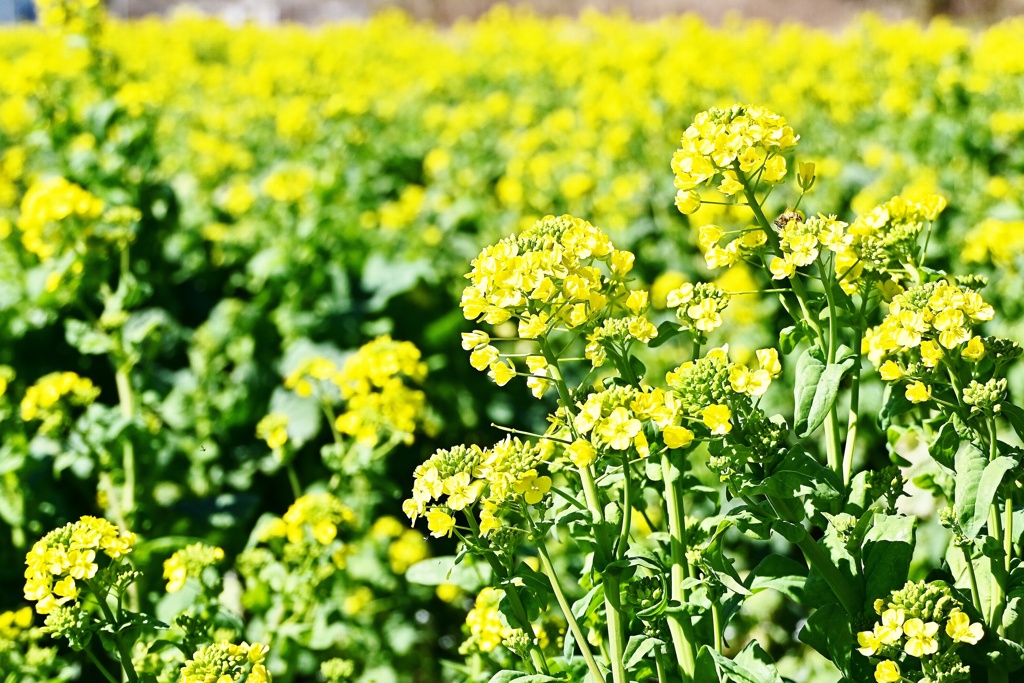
left=961, top=543, right=983, bottom=615
left=712, top=600, right=723, bottom=653
left=114, top=367, right=136, bottom=523
left=661, top=452, right=696, bottom=681
left=533, top=533, right=603, bottom=681
left=842, top=296, right=868, bottom=488
left=817, top=264, right=844, bottom=483
left=603, top=573, right=628, bottom=683
left=987, top=419, right=1007, bottom=632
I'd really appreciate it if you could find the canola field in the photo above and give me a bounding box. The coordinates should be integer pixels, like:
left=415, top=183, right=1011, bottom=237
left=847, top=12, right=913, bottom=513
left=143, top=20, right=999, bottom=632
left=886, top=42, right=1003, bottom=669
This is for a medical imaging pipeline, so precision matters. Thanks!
left=3, top=4, right=1024, bottom=683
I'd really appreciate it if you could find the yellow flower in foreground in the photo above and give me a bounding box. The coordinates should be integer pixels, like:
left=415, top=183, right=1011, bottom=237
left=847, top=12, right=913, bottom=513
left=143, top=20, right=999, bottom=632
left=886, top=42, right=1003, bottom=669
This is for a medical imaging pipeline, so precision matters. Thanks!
left=596, top=407, right=642, bottom=450
left=488, top=359, right=516, bottom=386
left=702, top=404, right=732, bottom=435
left=513, top=471, right=552, bottom=505
left=903, top=618, right=939, bottom=657
left=945, top=608, right=984, bottom=644
left=878, top=360, right=903, bottom=381
left=425, top=509, right=456, bottom=538
left=663, top=425, right=694, bottom=449
left=961, top=336, right=985, bottom=362
left=566, top=439, right=596, bottom=468
left=874, top=660, right=900, bottom=683
left=905, top=381, right=931, bottom=404
left=857, top=629, right=882, bottom=657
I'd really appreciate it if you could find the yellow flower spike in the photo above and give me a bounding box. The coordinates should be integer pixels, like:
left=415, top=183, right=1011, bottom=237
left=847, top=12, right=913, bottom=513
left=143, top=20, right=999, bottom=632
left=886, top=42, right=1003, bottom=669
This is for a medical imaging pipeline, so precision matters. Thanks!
left=905, top=381, right=932, bottom=404
left=874, top=660, right=901, bottom=683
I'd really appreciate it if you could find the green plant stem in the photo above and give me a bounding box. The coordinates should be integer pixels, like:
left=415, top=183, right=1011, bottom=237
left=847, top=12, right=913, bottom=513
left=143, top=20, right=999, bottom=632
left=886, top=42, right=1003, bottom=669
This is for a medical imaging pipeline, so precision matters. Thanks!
left=769, top=496, right=860, bottom=615
left=114, top=366, right=136, bottom=524
left=842, top=295, right=869, bottom=488
left=286, top=461, right=302, bottom=499
left=987, top=419, right=1007, bottom=632
left=617, top=453, right=633, bottom=555
left=816, top=263, right=844, bottom=484
left=960, top=543, right=983, bottom=615
left=655, top=648, right=670, bottom=683
left=712, top=600, right=723, bottom=653
left=1006, top=496, right=1014, bottom=577
left=87, top=583, right=139, bottom=683
left=533, top=537, right=603, bottom=679
left=660, top=452, right=697, bottom=681
left=85, top=647, right=119, bottom=683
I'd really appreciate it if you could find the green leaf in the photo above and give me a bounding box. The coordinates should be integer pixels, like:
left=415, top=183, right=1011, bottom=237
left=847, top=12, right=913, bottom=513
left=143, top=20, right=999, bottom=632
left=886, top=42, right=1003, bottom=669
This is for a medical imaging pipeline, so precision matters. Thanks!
left=798, top=603, right=852, bottom=678
left=649, top=321, right=683, bottom=348
left=563, top=584, right=602, bottom=662
left=794, top=348, right=856, bottom=438
left=929, top=420, right=960, bottom=471
left=969, top=456, right=1016, bottom=539
left=779, top=324, right=809, bottom=355
left=747, top=554, right=807, bottom=603
left=862, top=514, right=916, bottom=609
left=405, top=556, right=490, bottom=591
left=1000, top=403, right=1024, bottom=443
left=697, top=640, right=784, bottom=683
left=954, top=442, right=1013, bottom=540
left=623, top=635, right=663, bottom=669
left=749, top=446, right=841, bottom=501
left=65, top=319, right=114, bottom=355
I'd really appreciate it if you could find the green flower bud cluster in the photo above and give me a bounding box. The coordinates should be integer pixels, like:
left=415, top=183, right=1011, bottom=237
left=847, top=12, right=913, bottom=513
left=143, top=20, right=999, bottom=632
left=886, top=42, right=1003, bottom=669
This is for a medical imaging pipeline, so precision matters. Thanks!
left=880, top=580, right=958, bottom=624
left=938, top=507, right=970, bottom=548
left=919, top=649, right=971, bottom=683
left=623, top=575, right=664, bottom=615
left=665, top=352, right=731, bottom=417
left=501, top=629, right=533, bottom=660
left=321, top=657, right=356, bottom=683
left=962, top=378, right=1007, bottom=414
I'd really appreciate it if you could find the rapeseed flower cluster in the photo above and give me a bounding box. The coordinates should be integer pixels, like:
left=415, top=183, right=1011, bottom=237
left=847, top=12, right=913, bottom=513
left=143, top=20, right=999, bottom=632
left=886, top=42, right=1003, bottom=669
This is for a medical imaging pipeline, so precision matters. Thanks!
left=864, top=281, right=994, bottom=404
left=836, top=195, right=946, bottom=294
left=570, top=385, right=673, bottom=461
left=17, top=177, right=104, bottom=261
left=664, top=281, right=730, bottom=339
left=698, top=224, right=768, bottom=271
left=405, top=437, right=553, bottom=538
left=36, top=0, right=105, bottom=34
left=281, top=336, right=428, bottom=446
left=20, top=371, right=99, bottom=433
left=0, top=606, right=65, bottom=680
left=461, top=214, right=637, bottom=386
left=23, top=516, right=136, bottom=615
left=370, top=516, right=429, bottom=574
left=857, top=581, right=982, bottom=683
left=179, top=640, right=270, bottom=683
left=163, top=543, right=225, bottom=593
left=672, top=105, right=797, bottom=214
left=584, top=312, right=658, bottom=369
left=460, top=588, right=511, bottom=654
left=961, top=218, right=1024, bottom=270
left=768, top=213, right=850, bottom=281
left=261, top=492, right=356, bottom=547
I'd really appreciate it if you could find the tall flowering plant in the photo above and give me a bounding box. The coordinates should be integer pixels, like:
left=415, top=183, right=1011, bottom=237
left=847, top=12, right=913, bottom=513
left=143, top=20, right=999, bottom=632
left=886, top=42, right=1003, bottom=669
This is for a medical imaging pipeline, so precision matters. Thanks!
left=406, top=105, right=1019, bottom=683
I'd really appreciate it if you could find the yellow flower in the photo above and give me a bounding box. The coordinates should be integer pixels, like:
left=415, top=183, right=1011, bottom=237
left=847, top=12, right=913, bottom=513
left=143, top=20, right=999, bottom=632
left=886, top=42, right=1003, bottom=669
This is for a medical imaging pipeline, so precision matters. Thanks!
left=469, top=345, right=499, bottom=371
left=566, top=439, right=596, bottom=468
left=857, top=629, right=882, bottom=657
left=663, top=425, right=694, bottom=449
left=756, top=348, right=782, bottom=378
left=513, top=471, right=552, bottom=505
left=903, top=618, right=939, bottom=657
left=626, top=290, right=649, bottom=315
left=961, top=336, right=985, bottom=362
left=905, top=381, right=931, bottom=404
left=425, top=509, right=456, bottom=538
left=879, top=360, right=903, bottom=381
left=702, top=404, right=732, bottom=435
left=488, top=359, right=516, bottom=386
left=675, top=190, right=701, bottom=214
left=874, top=660, right=900, bottom=683
left=920, top=340, right=944, bottom=368
left=596, top=407, right=642, bottom=451
left=945, top=608, right=984, bottom=644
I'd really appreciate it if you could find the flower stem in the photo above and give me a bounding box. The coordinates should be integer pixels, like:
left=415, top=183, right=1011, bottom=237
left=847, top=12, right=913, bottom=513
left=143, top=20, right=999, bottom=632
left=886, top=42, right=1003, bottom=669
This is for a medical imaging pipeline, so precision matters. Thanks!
left=661, top=452, right=697, bottom=681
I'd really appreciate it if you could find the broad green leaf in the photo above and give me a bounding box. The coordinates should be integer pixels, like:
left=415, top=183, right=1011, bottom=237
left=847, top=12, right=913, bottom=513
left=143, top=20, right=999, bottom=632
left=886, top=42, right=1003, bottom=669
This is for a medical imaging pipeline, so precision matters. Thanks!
left=965, top=456, right=1016, bottom=539
left=954, top=441, right=1006, bottom=540
left=649, top=321, right=683, bottom=348
left=697, top=640, right=784, bottom=683
left=747, top=554, right=808, bottom=603
left=749, top=446, right=841, bottom=501
left=794, top=348, right=856, bottom=438
left=862, top=514, right=916, bottom=609
left=623, top=634, right=663, bottom=669
left=798, top=603, right=852, bottom=678
left=929, top=420, right=960, bottom=471
left=405, top=556, right=490, bottom=590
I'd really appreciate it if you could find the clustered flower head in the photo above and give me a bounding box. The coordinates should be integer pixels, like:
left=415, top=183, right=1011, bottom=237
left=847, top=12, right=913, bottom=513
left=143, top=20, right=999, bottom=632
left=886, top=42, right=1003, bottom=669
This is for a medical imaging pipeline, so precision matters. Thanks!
left=405, top=437, right=553, bottom=538
left=864, top=280, right=995, bottom=405
left=20, top=371, right=99, bottom=433
left=961, top=218, right=1024, bottom=270
left=280, top=336, right=428, bottom=446
left=858, top=581, right=983, bottom=683
left=768, top=212, right=850, bottom=281
left=461, top=214, right=639, bottom=388
left=672, top=104, right=798, bottom=214
left=24, top=516, right=136, bottom=615
left=571, top=385, right=675, bottom=461
left=17, top=177, right=104, bottom=260
left=835, top=194, right=947, bottom=294
left=163, top=543, right=225, bottom=593
left=261, top=492, right=356, bottom=547
left=179, top=641, right=271, bottom=683
left=256, top=413, right=289, bottom=449
left=698, top=224, right=769, bottom=270
left=460, top=588, right=511, bottom=654
left=261, top=164, right=315, bottom=204
left=584, top=312, right=658, bottom=369
left=664, top=281, right=730, bottom=340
